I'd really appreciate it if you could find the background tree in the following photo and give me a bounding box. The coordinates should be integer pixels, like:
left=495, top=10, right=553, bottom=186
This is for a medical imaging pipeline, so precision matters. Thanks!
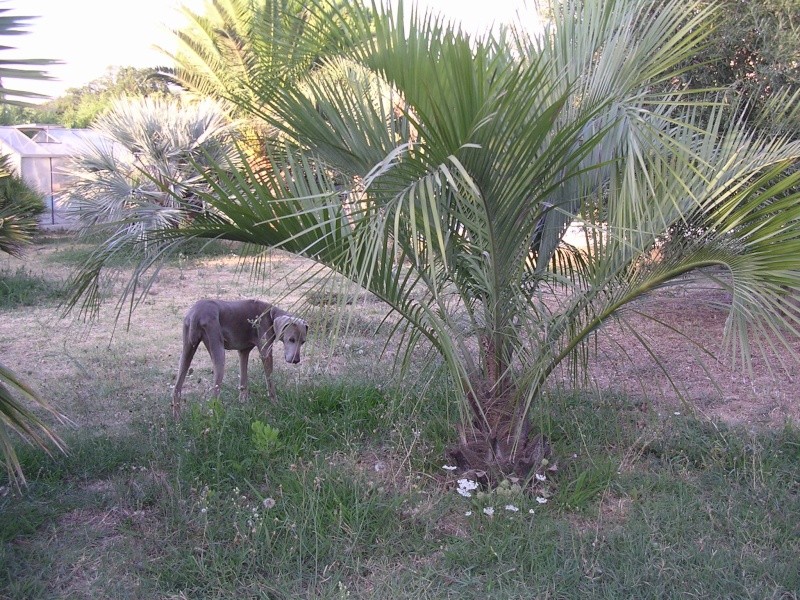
left=68, top=0, right=800, bottom=483
left=162, top=0, right=371, bottom=112
left=6, top=66, right=175, bottom=127
left=675, top=0, right=800, bottom=133
left=159, top=0, right=373, bottom=171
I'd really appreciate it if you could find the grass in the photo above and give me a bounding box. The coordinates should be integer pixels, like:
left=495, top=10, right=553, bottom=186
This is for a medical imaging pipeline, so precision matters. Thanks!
left=1, top=237, right=799, bottom=598
left=44, top=235, right=241, bottom=269
left=3, top=385, right=798, bottom=598
left=0, top=266, right=67, bottom=308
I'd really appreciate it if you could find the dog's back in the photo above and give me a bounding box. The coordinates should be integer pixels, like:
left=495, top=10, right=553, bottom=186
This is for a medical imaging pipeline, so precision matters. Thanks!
left=186, top=299, right=273, bottom=351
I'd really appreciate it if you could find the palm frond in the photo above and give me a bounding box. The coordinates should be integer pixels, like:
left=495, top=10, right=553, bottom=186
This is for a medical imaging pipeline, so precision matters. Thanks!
left=0, top=363, right=70, bottom=488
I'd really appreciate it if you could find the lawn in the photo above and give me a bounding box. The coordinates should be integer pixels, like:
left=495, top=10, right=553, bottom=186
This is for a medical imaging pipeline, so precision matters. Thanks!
left=1, top=234, right=798, bottom=599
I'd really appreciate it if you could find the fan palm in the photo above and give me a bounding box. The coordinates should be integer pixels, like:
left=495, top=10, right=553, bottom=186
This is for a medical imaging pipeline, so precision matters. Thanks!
left=64, top=96, right=238, bottom=234
left=60, top=95, right=240, bottom=317
left=0, top=153, right=44, bottom=256
left=69, top=0, right=800, bottom=481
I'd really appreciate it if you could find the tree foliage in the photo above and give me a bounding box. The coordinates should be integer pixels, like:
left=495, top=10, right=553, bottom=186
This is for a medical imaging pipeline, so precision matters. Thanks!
left=161, top=0, right=372, bottom=113
left=676, top=0, right=800, bottom=132
left=1, top=67, right=174, bottom=127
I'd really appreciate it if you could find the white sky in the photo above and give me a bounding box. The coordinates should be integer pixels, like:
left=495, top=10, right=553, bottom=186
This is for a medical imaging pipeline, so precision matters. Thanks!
left=8, top=0, right=541, bottom=102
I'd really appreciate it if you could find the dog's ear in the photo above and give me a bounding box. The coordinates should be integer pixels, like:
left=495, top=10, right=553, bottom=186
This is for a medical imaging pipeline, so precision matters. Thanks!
left=273, top=315, right=291, bottom=340
left=274, top=315, right=308, bottom=341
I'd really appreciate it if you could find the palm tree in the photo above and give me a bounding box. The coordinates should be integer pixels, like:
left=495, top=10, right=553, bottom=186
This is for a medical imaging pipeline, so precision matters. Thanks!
left=158, top=0, right=375, bottom=178
left=69, top=0, right=800, bottom=482
left=0, top=5, right=68, bottom=487
left=0, top=153, right=44, bottom=256
left=64, top=95, right=238, bottom=238
left=157, top=0, right=260, bottom=115
left=161, top=0, right=371, bottom=112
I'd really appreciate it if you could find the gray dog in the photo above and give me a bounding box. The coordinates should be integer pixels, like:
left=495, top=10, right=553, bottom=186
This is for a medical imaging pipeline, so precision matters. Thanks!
left=172, top=299, right=308, bottom=418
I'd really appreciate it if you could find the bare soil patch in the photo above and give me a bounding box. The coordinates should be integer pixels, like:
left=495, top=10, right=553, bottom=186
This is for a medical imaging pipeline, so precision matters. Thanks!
left=583, top=283, right=800, bottom=428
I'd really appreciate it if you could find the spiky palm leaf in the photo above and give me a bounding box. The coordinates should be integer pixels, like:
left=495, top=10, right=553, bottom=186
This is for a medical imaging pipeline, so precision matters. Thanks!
left=0, top=5, right=67, bottom=487
left=0, top=6, right=59, bottom=103
left=0, top=364, right=69, bottom=487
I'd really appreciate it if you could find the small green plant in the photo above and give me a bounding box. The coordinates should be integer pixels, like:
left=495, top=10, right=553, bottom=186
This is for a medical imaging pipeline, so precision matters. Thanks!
left=0, top=154, right=44, bottom=257
left=250, top=420, right=281, bottom=456
left=555, top=459, right=616, bottom=510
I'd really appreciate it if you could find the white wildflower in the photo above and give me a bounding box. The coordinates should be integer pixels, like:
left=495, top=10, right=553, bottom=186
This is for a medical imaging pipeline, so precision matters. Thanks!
left=457, top=478, right=479, bottom=498
left=483, top=506, right=495, bottom=516
left=442, top=465, right=458, bottom=471
left=262, top=497, right=276, bottom=509
left=536, top=496, right=548, bottom=504
left=535, top=473, right=546, bottom=482
left=504, top=504, right=519, bottom=512
left=465, top=511, right=473, bottom=516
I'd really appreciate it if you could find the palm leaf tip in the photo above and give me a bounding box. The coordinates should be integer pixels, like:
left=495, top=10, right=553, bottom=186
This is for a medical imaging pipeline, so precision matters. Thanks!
left=0, top=363, right=70, bottom=488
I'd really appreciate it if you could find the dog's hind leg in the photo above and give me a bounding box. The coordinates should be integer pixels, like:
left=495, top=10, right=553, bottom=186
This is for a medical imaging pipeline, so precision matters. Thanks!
left=173, top=320, right=200, bottom=418
left=203, top=329, right=226, bottom=399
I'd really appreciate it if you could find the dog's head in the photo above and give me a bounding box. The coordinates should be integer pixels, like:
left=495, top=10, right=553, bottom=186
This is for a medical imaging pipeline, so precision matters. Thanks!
left=273, top=315, right=308, bottom=364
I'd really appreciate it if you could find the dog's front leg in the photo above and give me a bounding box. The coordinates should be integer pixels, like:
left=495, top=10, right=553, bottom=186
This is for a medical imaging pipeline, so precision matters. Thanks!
left=238, top=349, right=250, bottom=402
left=259, top=342, right=276, bottom=403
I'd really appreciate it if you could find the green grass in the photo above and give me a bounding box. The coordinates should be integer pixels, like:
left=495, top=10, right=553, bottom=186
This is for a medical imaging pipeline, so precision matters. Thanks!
left=2, top=382, right=798, bottom=599
left=0, top=266, right=67, bottom=308
left=45, top=236, right=241, bottom=268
